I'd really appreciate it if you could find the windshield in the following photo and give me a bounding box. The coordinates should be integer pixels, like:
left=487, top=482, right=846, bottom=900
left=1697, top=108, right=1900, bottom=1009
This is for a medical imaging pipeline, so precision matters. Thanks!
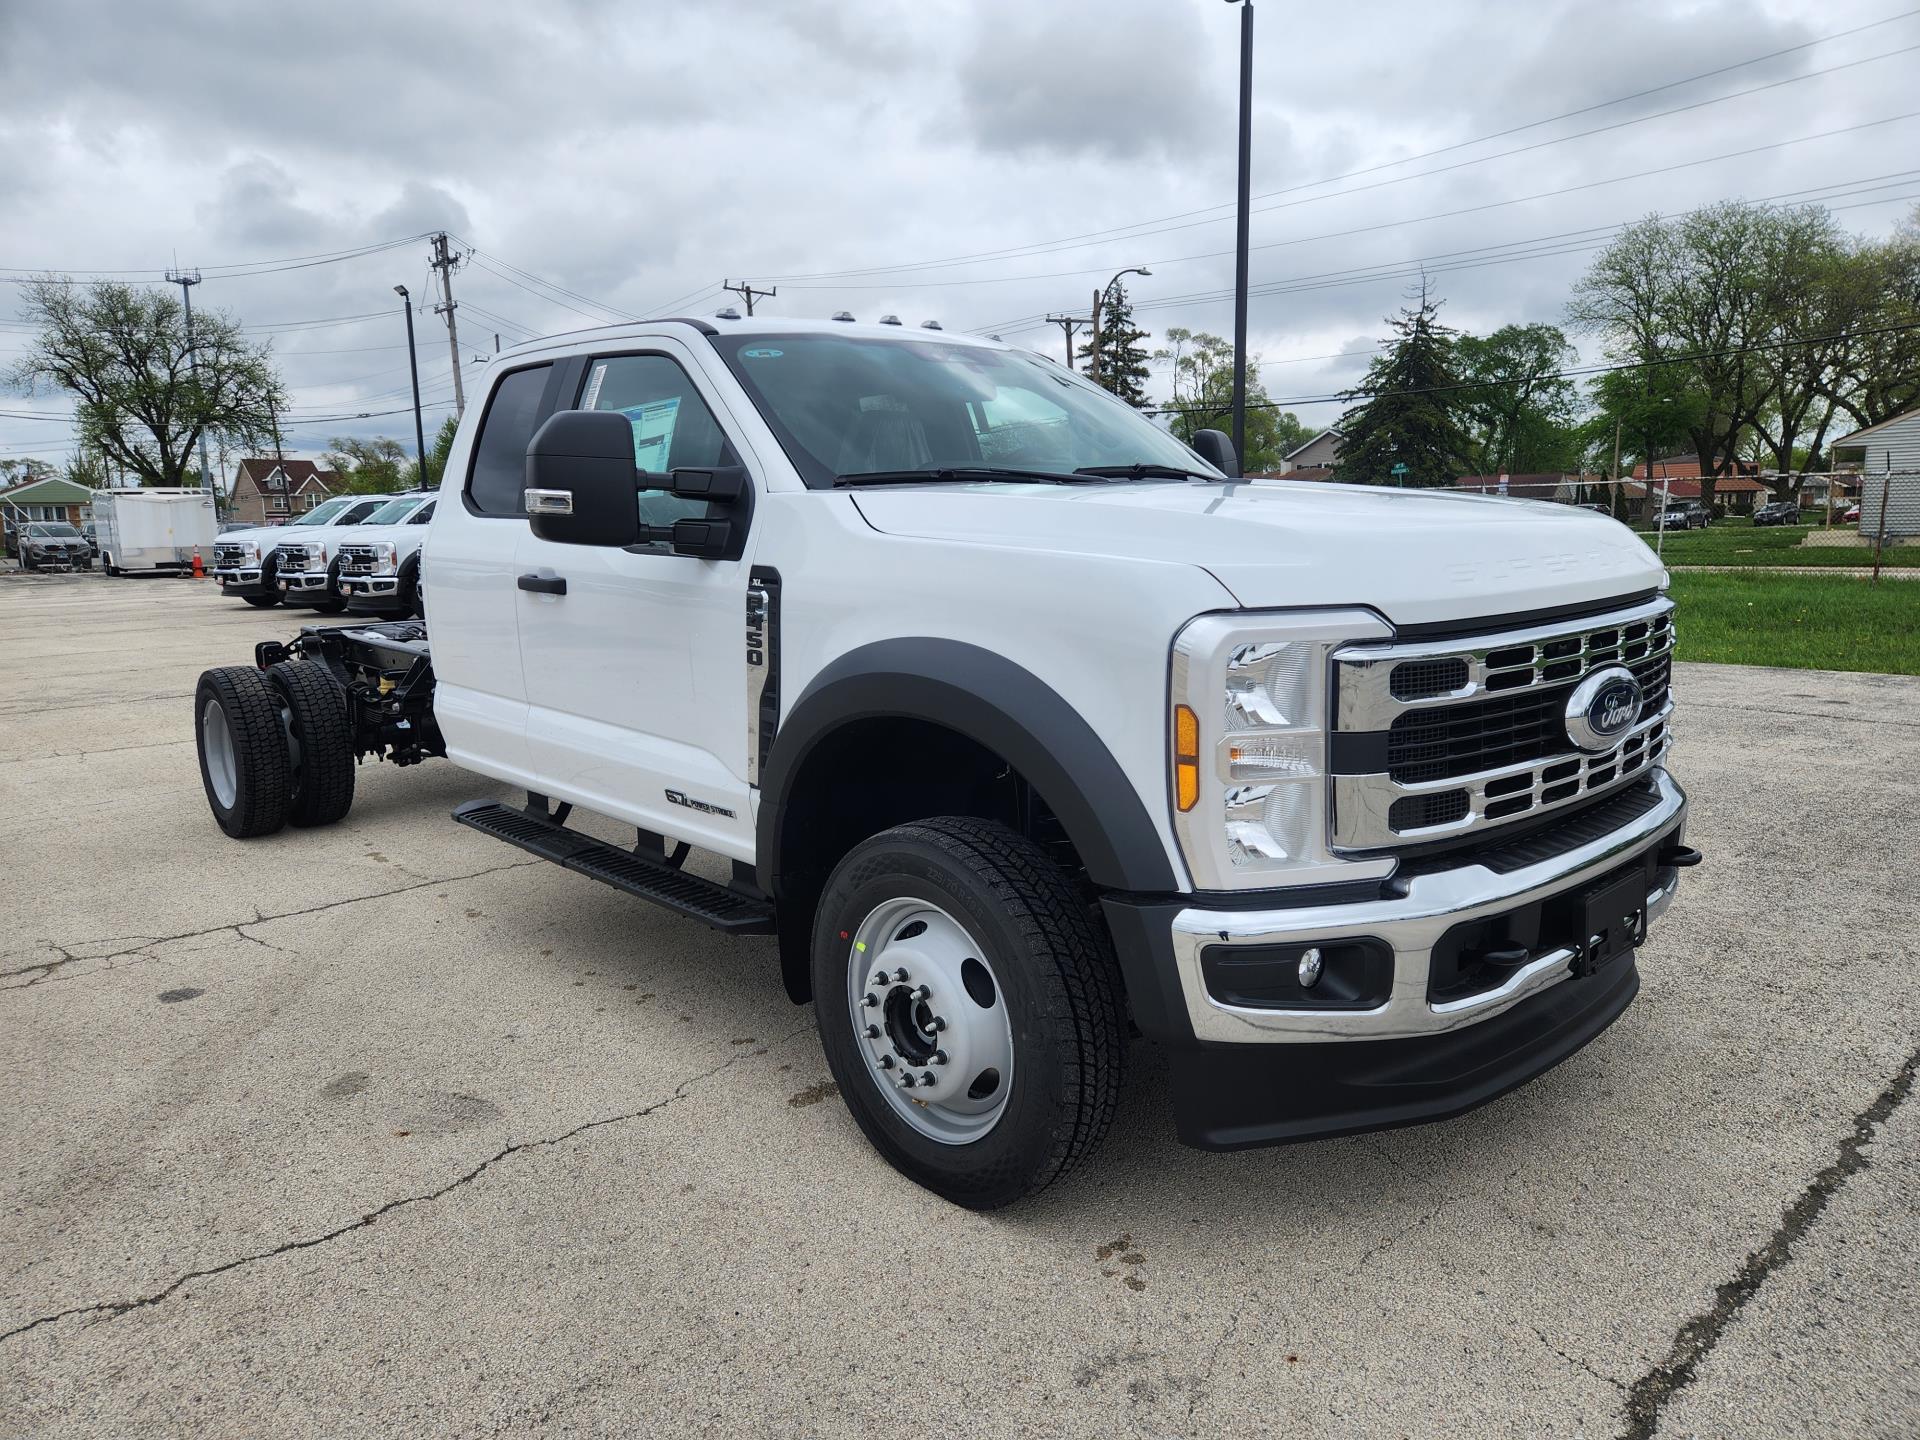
left=711, top=333, right=1218, bottom=487
left=361, top=495, right=426, bottom=526
left=290, top=497, right=354, bottom=526
left=26, top=523, right=80, bottom=538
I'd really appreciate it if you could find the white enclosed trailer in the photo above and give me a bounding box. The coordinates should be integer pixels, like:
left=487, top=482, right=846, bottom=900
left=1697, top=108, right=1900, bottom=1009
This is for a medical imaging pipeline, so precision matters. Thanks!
left=91, top=488, right=219, bottom=575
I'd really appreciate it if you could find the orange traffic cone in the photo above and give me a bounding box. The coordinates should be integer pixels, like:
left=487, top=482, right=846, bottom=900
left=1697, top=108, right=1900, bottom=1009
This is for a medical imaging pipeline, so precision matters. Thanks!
left=191, top=548, right=204, bottom=579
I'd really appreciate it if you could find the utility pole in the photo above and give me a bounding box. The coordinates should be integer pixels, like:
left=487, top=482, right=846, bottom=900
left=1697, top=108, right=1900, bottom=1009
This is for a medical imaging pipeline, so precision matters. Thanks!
left=1227, top=0, right=1255, bottom=469
left=1046, top=314, right=1091, bottom=370
left=269, top=392, right=285, bottom=462
left=165, top=267, right=219, bottom=510
left=429, top=233, right=467, bottom=418
left=723, top=280, right=777, bottom=316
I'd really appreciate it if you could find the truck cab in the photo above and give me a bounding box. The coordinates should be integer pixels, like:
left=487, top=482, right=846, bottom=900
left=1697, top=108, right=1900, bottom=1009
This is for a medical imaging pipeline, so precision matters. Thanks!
left=196, top=316, right=1694, bottom=1208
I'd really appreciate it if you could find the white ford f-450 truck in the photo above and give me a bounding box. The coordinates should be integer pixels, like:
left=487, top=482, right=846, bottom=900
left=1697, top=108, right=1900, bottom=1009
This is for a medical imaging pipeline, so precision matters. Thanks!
left=192, top=316, right=1697, bottom=1208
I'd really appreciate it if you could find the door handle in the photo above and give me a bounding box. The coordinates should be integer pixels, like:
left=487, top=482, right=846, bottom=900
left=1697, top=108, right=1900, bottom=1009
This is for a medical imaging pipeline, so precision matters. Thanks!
left=517, top=573, right=566, bottom=595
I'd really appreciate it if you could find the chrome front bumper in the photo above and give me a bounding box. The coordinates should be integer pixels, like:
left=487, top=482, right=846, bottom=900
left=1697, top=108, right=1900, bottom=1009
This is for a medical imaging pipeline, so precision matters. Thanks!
left=1170, top=769, right=1687, bottom=1044
left=341, top=575, right=399, bottom=596
left=280, top=572, right=330, bottom=592
left=215, top=567, right=262, bottom=584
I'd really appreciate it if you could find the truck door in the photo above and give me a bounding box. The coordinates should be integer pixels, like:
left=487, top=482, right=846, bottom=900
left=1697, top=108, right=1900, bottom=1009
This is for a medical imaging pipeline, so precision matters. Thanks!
left=425, top=359, right=569, bottom=784
left=513, top=343, right=760, bottom=862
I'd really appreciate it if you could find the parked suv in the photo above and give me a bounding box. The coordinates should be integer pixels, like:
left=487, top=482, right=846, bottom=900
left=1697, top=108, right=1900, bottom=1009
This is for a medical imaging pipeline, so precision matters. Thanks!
left=270, top=494, right=398, bottom=613
left=194, top=317, right=1696, bottom=1208
left=1655, top=500, right=1710, bottom=530
left=336, top=492, right=436, bottom=616
left=1752, top=500, right=1801, bottom=526
left=16, top=522, right=93, bottom=572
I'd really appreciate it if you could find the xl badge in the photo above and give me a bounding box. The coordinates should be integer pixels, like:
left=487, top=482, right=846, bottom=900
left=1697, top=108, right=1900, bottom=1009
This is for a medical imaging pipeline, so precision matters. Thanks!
left=1563, top=666, right=1643, bottom=752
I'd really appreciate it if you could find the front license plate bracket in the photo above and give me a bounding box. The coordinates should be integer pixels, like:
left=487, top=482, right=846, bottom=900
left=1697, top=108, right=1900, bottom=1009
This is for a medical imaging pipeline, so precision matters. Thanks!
left=1573, top=871, right=1646, bottom=977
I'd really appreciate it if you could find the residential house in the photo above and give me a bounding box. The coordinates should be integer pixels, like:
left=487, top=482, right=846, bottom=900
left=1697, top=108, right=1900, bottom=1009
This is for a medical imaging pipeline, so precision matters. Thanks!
left=1628, top=454, right=1767, bottom=516
left=1454, top=473, right=1591, bottom=503
left=0, top=476, right=93, bottom=553
left=228, top=458, right=338, bottom=526
left=1830, top=407, right=1920, bottom=538
left=1278, top=429, right=1343, bottom=472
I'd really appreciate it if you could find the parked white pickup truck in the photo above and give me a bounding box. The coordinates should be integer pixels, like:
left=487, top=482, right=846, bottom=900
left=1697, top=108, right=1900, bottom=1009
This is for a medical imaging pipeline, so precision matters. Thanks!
left=266, top=493, right=403, bottom=613
left=336, top=492, right=436, bottom=616
left=192, top=316, right=1697, bottom=1208
left=214, top=495, right=361, bottom=606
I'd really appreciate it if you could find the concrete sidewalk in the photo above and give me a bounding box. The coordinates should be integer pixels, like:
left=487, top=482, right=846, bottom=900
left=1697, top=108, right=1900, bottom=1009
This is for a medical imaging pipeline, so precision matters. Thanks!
left=2, top=574, right=1915, bottom=1438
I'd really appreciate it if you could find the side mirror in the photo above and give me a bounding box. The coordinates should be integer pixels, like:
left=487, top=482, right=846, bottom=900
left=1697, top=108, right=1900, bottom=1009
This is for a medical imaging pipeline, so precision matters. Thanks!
left=524, top=410, right=641, bottom=546
left=1191, top=428, right=1240, bottom=478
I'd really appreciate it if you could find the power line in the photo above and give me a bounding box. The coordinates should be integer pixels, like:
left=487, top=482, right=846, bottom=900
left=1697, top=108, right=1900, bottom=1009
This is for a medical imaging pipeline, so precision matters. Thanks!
left=0, top=234, right=434, bottom=284
left=761, top=14, right=1920, bottom=284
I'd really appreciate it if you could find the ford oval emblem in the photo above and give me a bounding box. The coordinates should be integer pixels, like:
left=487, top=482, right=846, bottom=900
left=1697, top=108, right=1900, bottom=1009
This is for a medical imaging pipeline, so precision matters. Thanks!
left=1563, top=666, right=1643, bottom=752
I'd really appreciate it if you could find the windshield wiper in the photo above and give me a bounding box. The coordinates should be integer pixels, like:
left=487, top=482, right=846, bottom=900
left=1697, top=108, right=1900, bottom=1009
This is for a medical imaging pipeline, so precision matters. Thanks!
left=1073, top=462, right=1223, bottom=481
left=834, top=466, right=1097, bottom=487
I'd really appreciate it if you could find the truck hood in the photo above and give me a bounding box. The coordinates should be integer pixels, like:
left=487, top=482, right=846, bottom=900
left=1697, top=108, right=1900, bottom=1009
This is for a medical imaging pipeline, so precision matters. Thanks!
left=849, top=479, right=1665, bottom=625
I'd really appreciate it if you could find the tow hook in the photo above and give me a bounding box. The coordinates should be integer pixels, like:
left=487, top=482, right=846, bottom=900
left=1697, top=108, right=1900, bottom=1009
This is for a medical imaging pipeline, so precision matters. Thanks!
left=1657, top=843, right=1704, bottom=868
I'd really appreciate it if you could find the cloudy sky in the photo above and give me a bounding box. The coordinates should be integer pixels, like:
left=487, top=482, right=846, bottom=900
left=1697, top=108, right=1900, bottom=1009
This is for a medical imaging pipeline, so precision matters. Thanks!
left=3, top=0, right=1917, bottom=474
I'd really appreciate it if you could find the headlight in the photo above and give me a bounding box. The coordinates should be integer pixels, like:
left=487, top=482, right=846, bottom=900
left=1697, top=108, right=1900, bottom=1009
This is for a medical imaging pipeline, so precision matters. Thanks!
left=373, top=543, right=399, bottom=575
left=1170, top=609, right=1395, bottom=889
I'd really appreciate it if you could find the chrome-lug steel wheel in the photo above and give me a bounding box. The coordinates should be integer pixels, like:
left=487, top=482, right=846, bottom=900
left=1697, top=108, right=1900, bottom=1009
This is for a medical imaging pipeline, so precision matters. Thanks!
left=847, top=897, right=1013, bottom=1145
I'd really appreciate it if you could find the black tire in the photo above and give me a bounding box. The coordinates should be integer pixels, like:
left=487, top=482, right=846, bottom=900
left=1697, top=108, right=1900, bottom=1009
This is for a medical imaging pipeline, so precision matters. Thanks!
left=194, top=666, right=290, bottom=839
left=810, top=816, right=1126, bottom=1210
left=268, top=661, right=355, bottom=827
left=242, top=593, right=281, bottom=608
left=399, top=557, right=422, bottom=619
left=310, top=558, right=348, bottom=614
left=103, top=555, right=119, bottom=576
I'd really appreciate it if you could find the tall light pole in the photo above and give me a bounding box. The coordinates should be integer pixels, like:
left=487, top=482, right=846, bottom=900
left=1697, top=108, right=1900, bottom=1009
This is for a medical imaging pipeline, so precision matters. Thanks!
left=1089, top=266, right=1152, bottom=384
left=395, top=285, right=427, bottom=481
left=1225, top=0, right=1254, bottom=468
left=165, top=267, right=219, bottom=510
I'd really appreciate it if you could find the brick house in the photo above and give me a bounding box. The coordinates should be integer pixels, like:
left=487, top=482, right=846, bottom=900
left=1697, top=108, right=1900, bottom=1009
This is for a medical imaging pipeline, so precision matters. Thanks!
left=1629, top=454, right=1767, bottom=515
left=0, top=476, right=94, bottom=553
left=228, top=459, right=338, bottom=526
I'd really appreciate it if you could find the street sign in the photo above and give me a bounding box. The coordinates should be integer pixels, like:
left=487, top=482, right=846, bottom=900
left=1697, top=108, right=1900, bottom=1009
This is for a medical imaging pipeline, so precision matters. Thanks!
left=1390, top=463, right=1408, bottom=477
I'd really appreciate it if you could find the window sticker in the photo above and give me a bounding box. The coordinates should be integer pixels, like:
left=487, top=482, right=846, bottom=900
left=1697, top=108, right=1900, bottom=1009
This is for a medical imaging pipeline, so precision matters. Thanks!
left=741, top=347, right=782, bottom=359
left=620, top=396, right=681, bottom=471
left=581, top=362, right=608, bottom=410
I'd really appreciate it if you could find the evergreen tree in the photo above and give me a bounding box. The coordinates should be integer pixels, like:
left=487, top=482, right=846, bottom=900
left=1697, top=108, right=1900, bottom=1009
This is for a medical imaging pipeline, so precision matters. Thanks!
left=1078, top=281, right=1152, bottom=407
left=1333, top=281, right=1474, bottom=486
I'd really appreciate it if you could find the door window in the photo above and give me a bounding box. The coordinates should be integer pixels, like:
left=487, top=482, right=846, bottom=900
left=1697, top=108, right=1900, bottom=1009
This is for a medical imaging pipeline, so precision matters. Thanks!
left=467, top=363, right=555, bottom=516
left=579, top=354, right=737, bottom=548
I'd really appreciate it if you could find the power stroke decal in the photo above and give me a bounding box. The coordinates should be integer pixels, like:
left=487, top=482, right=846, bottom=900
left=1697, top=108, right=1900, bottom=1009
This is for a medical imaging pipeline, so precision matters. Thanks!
left=665, top=789, right=736, bottom=819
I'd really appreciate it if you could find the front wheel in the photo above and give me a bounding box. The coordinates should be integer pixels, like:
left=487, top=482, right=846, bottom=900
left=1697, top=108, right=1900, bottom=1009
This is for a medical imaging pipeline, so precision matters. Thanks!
left=810, top=817, right=1126, bottom=1210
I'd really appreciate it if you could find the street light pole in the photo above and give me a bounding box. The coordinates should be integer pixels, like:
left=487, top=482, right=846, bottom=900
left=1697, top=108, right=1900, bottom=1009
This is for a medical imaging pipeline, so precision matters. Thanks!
left=1089, top=265, right=1152, bottom=385
left=1227, top=0, right=1254, bottom=468
left=395, top=285, right=427, bottom=482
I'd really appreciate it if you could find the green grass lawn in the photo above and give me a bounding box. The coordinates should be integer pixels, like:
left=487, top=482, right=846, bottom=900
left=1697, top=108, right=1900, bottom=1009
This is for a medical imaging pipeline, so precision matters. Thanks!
left=1667, top=571, right=1920, bottom=675
left=1630, top=520, right=1920, bottom=568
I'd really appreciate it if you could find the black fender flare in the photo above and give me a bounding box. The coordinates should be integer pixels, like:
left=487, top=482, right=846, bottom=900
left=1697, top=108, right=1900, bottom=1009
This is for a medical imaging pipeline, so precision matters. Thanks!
left=755, top=638, right=1179, bottom=902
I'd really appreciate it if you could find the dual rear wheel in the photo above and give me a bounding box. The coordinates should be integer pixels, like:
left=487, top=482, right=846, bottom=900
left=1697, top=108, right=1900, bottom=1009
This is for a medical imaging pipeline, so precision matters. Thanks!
left=194, top=662, right=355, bottom=838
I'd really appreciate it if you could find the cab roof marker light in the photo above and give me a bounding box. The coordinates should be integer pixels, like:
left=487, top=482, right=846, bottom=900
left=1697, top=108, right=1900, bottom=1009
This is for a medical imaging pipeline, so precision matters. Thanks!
left=832, top=311, right=857, bottom=323
left=879, top=314, right=902, bottom=326
left=715, top=305, right=742, bottom=320
left=920, top=319, right=944, bottom=330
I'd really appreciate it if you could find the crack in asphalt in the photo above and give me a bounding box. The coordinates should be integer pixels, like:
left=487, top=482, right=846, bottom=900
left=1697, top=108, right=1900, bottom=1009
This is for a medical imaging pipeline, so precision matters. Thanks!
left=1533, top=1325, right=1627, bottom=1394
left=0, top=1025, right=811, bottom=1348
left=1618, top=1044, right=1919, bottom=1440
left=0, top=859, right=540, bottom=993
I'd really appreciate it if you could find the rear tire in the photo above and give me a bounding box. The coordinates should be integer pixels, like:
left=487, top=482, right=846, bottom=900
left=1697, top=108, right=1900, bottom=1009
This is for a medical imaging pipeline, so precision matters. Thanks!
left=195, top=667, right=290, bottom=839
left=810, top=817, right=1126, bottom=1210
left=268, top=661, right=355, bottom=826
left=242, top=593, right=281, bottom=608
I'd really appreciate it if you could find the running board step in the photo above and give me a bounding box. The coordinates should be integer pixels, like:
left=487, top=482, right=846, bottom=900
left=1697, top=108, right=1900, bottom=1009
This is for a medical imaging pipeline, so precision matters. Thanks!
left=452, top=799, right=775, bottom=934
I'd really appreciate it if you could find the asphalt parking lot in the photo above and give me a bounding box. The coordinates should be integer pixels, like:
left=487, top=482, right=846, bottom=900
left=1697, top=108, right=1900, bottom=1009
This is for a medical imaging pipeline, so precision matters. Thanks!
left=2, top=571, right=1915, bottom=1439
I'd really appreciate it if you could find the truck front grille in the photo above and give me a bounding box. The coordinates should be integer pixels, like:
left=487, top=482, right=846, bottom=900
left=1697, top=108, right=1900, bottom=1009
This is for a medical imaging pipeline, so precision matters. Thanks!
left=1329, top=596, right=1676, bottom=852
left=337, top=545, right=380, bottom=575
